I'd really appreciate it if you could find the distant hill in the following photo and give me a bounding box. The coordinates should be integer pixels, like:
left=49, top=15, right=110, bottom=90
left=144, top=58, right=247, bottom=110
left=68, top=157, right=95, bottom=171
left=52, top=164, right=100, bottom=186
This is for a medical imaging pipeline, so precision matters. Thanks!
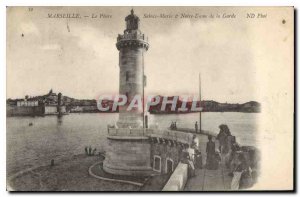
left=6, top=90, right=115, bottom=113
left=7, top=92, right=261, bottom=113
left=148, top=96, right=261, bottom=114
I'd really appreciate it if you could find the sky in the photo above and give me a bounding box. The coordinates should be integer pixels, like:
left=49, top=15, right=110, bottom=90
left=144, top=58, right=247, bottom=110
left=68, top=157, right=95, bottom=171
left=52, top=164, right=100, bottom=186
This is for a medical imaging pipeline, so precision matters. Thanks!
left=6, top=6, right=292, bottom=103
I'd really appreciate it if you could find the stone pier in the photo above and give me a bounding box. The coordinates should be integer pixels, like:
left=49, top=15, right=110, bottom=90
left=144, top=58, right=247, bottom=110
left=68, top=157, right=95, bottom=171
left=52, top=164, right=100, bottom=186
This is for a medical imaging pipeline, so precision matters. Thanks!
left=103, top=127, right=194, bottom=176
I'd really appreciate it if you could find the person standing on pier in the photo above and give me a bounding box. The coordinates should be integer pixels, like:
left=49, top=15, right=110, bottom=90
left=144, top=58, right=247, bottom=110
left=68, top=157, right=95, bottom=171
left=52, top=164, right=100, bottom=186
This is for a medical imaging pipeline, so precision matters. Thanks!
left=170, top=122, right=174, bottom=130
left=181, top=145, right=195, bottom=177
left=192, top=134, right=199, bottom=150
left=206, top=135, right=216, bottom=169
left=231, top=154, right=247, bottom=190
left=217, top=124, right=228, bottom=153
left=194, top=149, right=203, bottom=169
left=223, top=126, right=232, bottom=155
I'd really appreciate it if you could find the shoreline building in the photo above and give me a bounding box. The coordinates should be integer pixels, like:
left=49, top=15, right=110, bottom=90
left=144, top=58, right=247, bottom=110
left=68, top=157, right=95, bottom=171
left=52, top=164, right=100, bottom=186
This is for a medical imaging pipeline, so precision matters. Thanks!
left=6, top=90, right=67, bottom=116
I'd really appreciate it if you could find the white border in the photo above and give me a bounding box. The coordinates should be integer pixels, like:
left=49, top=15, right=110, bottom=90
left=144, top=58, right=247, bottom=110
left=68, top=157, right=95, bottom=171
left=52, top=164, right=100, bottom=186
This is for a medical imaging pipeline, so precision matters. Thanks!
left=1, top=1, right=299, bottom=196
left=1, top=0, right=297, bottom=6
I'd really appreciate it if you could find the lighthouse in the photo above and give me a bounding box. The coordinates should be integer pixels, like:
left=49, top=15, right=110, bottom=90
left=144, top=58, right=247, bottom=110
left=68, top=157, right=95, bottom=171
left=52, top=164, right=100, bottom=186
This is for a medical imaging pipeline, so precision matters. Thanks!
left=103, top=10, right=152, bottom=176
left=116, top=9, right=149, bottom=128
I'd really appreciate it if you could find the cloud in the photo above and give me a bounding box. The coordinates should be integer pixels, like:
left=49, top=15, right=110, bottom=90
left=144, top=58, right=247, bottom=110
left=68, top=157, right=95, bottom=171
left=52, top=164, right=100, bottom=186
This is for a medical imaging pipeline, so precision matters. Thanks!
left=20, top=22, right=40, bottom=36
left=67, top=24, right=115, bottom=59
left=145, top=19, right=254, bottom=102
left=7, top=7, right=257, bottom=103
left=41, top=44, right=61, bottom=50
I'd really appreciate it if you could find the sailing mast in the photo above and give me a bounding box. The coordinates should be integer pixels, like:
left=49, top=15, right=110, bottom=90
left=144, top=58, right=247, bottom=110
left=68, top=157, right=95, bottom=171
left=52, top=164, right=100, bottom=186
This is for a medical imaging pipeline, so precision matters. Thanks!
left=199, top=73, right=202, bottom=133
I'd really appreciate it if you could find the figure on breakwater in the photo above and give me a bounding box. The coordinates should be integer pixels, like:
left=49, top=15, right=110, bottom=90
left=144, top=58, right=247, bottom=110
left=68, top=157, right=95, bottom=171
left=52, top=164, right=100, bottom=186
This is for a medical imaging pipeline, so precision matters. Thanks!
left=192, top=134, right=199, bottom=149
left=170, top=121, right=175, bottom=129
left=216, top=124, right=228, bottom=153
left=165, top=121, right=259, bottom=190
left=206, top=135, right=218, bottom=170
left=231, top=154, right=247, bottom=190
left=194, top=149, right=203, bottom=169
left=170, top=121, right=177, bottom=130
left=181, top=145, right=195, bottom=177
left=214, top=124, right=258, bottom=189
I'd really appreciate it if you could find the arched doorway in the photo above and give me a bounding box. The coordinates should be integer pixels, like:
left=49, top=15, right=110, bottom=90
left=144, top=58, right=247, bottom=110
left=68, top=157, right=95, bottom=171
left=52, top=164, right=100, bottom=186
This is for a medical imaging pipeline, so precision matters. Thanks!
left=153, top=155, right=161, bottom=172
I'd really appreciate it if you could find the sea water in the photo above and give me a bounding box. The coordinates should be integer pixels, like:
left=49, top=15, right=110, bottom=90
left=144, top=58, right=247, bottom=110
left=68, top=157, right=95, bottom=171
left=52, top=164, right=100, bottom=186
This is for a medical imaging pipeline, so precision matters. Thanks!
left=7, top=112, right=259, bottom=176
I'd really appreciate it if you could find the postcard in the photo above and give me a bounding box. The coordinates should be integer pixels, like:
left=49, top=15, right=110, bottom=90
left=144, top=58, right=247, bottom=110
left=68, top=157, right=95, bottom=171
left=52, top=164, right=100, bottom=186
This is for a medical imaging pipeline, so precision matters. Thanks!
left=6, top=6, right=294, bottom=191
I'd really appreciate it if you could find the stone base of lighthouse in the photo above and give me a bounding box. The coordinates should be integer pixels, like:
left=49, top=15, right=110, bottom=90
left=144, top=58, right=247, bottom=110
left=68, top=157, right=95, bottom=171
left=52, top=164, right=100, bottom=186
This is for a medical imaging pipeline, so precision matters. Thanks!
left=103, top=134, right=153, bottom=176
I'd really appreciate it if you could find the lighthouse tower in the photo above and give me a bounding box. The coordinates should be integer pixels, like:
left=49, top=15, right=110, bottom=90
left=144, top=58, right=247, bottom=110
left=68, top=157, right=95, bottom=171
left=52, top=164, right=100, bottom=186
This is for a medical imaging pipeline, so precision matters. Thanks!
left=103, top=10, right=152, bottom=176
left=116, top=9, right=149, bottom=128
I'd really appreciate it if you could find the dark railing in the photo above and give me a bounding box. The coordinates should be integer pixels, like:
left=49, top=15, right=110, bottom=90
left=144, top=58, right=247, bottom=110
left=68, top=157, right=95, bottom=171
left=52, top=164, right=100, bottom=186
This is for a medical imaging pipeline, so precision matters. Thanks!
left=117, top=33, right=148, bottom=42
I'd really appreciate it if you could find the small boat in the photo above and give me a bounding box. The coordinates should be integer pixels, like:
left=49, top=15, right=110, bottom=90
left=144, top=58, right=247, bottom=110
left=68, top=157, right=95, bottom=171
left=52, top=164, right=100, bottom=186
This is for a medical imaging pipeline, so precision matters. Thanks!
left=28, top=123, right=33, bottom=126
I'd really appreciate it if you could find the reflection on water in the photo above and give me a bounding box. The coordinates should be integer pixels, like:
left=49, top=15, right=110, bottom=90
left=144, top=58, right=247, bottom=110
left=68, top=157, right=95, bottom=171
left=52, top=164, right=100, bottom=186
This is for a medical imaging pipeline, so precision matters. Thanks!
left=57, top=115, right=63, bottom=126
left=6, top=112, right=259, bottom=176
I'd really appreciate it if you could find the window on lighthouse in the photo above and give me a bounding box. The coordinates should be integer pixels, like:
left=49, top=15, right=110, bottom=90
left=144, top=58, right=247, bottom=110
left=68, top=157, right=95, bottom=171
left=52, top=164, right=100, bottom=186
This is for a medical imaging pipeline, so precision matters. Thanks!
left=126, top=71, right=130, bottom=82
